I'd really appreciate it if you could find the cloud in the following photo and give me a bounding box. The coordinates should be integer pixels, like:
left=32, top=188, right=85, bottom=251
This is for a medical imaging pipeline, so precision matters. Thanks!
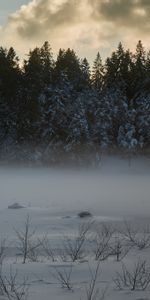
left=8, top=0, right=81, bottom=39
left=0, top=0, right=150, bottom=62
left=90, top=0, right=150, bottom=32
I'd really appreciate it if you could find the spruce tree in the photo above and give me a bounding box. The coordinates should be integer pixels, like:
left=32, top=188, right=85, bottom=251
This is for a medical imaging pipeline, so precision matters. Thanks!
left=92, top=52, right=104, bottom=91
left=80, top=58, right=91, bottom=89
left=131, top=40, right=146, bottom=102
left=40, top=41, right=54, bottom=87
left=54, top=48, right=82, bottom=89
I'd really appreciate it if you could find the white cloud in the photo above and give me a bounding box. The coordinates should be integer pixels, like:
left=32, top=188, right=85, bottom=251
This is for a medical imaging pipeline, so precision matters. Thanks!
left=0, top=0, right=150, bottom=62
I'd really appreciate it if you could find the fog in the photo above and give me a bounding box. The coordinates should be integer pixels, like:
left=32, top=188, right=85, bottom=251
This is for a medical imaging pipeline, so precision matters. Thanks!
left=0, top=156, right=150, bottom=218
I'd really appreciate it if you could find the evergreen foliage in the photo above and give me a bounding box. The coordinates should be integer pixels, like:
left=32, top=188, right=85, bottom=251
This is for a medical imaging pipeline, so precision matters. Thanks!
left=0, top=41, right=149, bottom=163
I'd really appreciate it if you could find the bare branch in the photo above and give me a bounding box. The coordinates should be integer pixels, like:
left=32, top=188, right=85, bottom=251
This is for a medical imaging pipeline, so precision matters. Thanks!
left=114, top=259, right=150, bottom=291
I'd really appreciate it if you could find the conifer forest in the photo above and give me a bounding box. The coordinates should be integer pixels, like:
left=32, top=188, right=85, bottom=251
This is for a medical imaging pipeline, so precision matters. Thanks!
left=0, top=40, right=150, bottom=163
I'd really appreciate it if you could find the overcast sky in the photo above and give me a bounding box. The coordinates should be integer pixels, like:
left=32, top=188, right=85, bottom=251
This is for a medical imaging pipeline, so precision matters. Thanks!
left=0, top=0, right=150, bottom=63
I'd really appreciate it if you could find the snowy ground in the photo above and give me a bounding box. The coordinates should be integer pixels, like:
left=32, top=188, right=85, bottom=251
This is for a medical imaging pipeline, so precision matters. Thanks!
left=0, top=155, right=150, bottom=300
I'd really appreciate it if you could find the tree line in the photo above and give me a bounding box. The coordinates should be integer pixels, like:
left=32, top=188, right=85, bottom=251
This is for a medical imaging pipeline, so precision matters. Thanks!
left=0, top=40, right=149, bottom=163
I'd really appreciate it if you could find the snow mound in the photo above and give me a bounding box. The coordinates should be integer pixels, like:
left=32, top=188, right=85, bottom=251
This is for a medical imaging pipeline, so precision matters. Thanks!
left=8, top=202, right=25, bottom=209
left=78, top=211, right=92, bottom=218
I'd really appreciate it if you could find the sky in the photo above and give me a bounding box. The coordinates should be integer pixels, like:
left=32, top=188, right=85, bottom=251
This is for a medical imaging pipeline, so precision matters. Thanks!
left=0, top=0, right=150, bottom=63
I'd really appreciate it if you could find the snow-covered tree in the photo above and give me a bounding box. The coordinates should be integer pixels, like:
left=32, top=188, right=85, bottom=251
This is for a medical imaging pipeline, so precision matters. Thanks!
left=135, top=93, right=150, bottom=148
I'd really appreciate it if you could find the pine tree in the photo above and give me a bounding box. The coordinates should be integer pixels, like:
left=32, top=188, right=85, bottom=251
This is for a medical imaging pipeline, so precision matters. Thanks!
left=80, top=58, right=91, bottom=89
left=18, top=47, right=43, bottom=144
left=92, top=52, right=104, bottom=91
left=135, top=92, right=150, bottom=148
left=0, top=46, right=21, bottom=153
left=39, top=73, right=74, bottom=153
left=104, top=43, right=132, bottom=93
left=117, top=110, right=138, bottom=151
left=131, top=40, right=146, bottom=101
left=54, top=48, right=82, bottom=89
left=0, top=46, right=20, bottom=102
left=40, top=41, right=54, bottom=87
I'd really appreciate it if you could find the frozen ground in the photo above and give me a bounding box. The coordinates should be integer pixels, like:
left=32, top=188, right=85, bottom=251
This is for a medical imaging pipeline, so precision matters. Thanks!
left=0, top=155, right=150, bottom=300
